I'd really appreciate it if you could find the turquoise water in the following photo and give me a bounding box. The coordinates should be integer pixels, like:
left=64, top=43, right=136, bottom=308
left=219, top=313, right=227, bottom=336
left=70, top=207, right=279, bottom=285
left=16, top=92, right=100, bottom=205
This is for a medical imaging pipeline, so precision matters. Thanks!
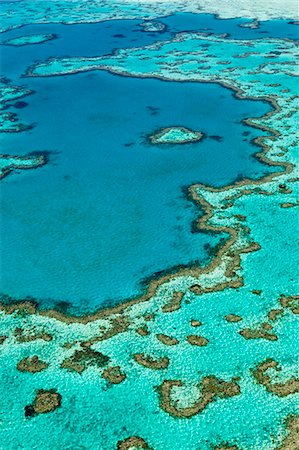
left=1, top=18, right=273, bottom=313
left=0, top=9, right=298, bottom=450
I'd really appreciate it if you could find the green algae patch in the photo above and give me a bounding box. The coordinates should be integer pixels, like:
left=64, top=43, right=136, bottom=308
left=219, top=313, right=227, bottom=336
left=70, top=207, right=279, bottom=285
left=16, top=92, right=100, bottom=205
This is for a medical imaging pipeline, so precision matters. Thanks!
left=159, top=376, right=240, bottom=418
left=25, top=389, right=61, bottom=417
left=61, top=348, right=110, bottom=374
left=149, top=126, right=204, bottom=145
left=3, top=33, right=56, bottom=47
left=17, top=356, right=49, bottom=373
left=252, top=359, right=299, bottom=397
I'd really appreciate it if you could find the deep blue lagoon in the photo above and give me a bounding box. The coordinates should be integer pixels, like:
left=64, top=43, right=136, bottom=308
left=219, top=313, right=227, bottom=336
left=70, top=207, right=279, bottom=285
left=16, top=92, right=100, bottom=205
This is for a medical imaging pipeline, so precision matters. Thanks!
left=1, top=16, right=274, bottom=313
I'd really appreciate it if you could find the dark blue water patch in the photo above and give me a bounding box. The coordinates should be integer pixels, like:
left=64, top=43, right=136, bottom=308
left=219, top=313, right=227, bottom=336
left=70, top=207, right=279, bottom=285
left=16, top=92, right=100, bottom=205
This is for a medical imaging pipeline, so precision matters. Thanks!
left=1, top=67, right=274, bottom=314
left=12, top=100, right=28, bottom=108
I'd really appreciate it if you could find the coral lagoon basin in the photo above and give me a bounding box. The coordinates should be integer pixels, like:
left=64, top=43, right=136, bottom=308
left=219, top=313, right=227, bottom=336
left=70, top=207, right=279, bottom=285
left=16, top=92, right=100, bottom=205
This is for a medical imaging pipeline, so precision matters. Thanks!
left=0, top=2, right=298, bottom=450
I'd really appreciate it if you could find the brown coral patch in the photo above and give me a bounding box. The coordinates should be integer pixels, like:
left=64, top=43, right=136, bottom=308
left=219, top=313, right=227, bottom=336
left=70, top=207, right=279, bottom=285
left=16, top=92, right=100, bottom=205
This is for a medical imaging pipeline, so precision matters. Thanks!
left=156, top=333, right=179, bottom=346
left=134, top=353, right=169, bottom=370
left=225, top=314, right=243, bottom=323
left=102, top=366, right=126, bottom=384
left=234, top=214, right=246, bottom=221
left=136, top=325, right=150, bottom=336
left=159, top=375, right=240, bottom=418
left=268, top=309, right=284, bottom=321
left=279, top=295, right=299, bottom=315
left=276, top=415, right=299, bottom=450
left=80, top=316, right=130, bottom=348
left=14, top=327, right=53, bottom=343
left=190, top=319, right=202, bottom=327
left=189, top=284, right=202, bottom=295
left=252, top=289, right=262, bottom=296
left=25, top=389, right=61, bottom=417
left=280, top=203, right=297, bottom=208
left=162, top=291, right=184, bottom=313
left=187, top=335, right=209, bottom=347
left=17, top=356, right=49, bottom=373
left=252, top=359, right=299, bottom=397
left=239, top=327, right=277, bottom=341
left=61, top=348, right=110, bottom=374
left=117, top=436, right=152, bottom=450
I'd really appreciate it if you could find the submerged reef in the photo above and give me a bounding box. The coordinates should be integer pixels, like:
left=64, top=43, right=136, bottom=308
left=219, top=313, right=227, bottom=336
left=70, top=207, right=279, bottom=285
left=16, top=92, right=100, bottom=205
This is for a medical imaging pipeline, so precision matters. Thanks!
left=117, top=436, right=152, bottom=450
left=0, top=79, right=33, bottom=132
left=61, top=348, right=110, bottom=374
left=186, top=334, right=209, bottom=346
left=25, top=389, right=62, bottom=417
left=3, top=34, right=57, bottom=47
left=133, top=353, right=169, bottom=370
left=252, top=359, right=299, bottom=397
left=0, top=153, right=47, bottom=179
left=0, top=16, right=298, bottom=450
left=102, top=366, right=126, bottom=384
left=17, top=356, right=49, bottom=373
left=159, top=376, right=241, bottom=418
left=148, top=126, right=204, bottom=145
left=277, top=416, right=299, bottom=450
left=140, top=20, right=166, bottom=33
left=239, top=19, right=260, bottom=29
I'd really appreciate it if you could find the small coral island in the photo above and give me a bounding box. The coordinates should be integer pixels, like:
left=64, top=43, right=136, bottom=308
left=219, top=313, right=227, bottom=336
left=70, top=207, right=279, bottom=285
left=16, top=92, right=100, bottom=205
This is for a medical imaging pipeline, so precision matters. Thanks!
left=3, top=34, right=56, bottom=47
left=149, top=126, right=204, bottom=145
left=140, top=20, right=166, bottom=32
